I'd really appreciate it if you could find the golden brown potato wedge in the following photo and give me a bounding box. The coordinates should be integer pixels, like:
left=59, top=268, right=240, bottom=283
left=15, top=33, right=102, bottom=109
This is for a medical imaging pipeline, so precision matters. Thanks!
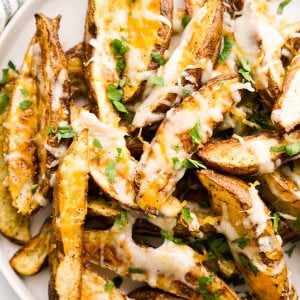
left=71, top=105, right=137, bottom=209
left=84, top=0, right=129, bottom=125
left=198, top=132, right=283, bottom=176
left=5, top=37, right=39, bottom=215
left=87, top=198, right=121, bottom=219
left=33, top=14, right=71, bottom=207
left=82, top=265, right=129, bottom=300
left=197, top=169, right=296, bottom=300
left=0, top=84, right=30, bottom=244
left=132, top=0, right=223, bottom=128
left=129, top=287, right=184, bottom=300
left=122, top=0, right=173, bottom=103
left=272, top=54, right=300, bottom=133
left=10, top=218, right=51, bottom=276
left=135, top=74, right=239, bottom=216
left=49, top=130, right=89, bottom=300
left=83, top=212, right=239, bottom=300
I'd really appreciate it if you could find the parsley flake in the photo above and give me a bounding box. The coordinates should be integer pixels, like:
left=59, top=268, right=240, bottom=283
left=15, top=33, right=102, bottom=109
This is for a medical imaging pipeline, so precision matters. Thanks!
left=128, top=267, right=143, bottom=274
left=232, top=236, right=250, bottom=249
left=0, top=68, right=9, bottom=85
left=116, top=147, right=122, bottom=162
left=161, top=230, right=183, bottom=244
left=149, top=76, right=164, bottom=86
left=30, top=184, right=38, bottom=191
left=104, top=281, right=114, bottom=292
left=197, top=275, right=214, bottom=300
left=8, top=60, right=18, bottom=74
left=182, top=158, right=207, bottom=169
left=277, top=0, right=291, bottom=14
left=182, top=207, right=193, bottom=222
left=93, top=138, right=102, bottom=148
left=182, top=89, right=192, bottom=97
left=190, top=120, right=202, bottom=145
left=217, top=37, right=233, bottom=63
left=20, top=88, right=30, bottom=97
left=19, top=100, right=32, bottom=110
left=151, top=52, right=166, bottom=65
left=172, top=157, right=181, bottom=170
left=238, top=56, right=254, bottom=84
left=114, top=210, right=127, bottom=229
left=0, top=92, right=9, bottom=114
left=286, top=142, right=300, bottom=156
left=182, top=14, right=191, bottom=28
left=55, top=126, right=77, bottom=142
left=239, top=255, right=258, bottom=275
left=107, top=84, right=129, bottom=114
left=270, top=145, right=286, bottom=152
left=105, top=161, right=116, bottom=183
left=273, top=212, right=280, bottom=233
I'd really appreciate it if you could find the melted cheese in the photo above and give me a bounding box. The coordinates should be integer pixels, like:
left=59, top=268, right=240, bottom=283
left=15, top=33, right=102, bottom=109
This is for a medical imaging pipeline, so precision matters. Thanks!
left=52, top=68, right=68, bottom=111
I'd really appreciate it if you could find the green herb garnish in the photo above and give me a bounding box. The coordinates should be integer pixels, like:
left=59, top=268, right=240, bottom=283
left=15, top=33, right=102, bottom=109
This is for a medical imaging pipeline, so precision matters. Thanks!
left=182, top=89, right=192, bottom=96
left=55, top=126, right=77, bottom=142
left=105, top=161, right=116, bottom=183
left=107, top=83, right=129, bottom=114
left=114, top=210, right=127, bottom=229
left=277, top=0, right=292, bottom=14
left=190, top=120, right=201, bottom=145
left=232, top=236, right=250, bottom=249
left=239, top=255, right=258, bottom=275
left=182, top=14, right=191, bottom=28
left=161, top=230, right=183, bottom=244
left=151, top=52, right=166, bottom=65
left=46, top=125, right=54, bottom=135
left=197, top=275, right=214, bottom=300
left=273, top=212, right=280, bottom=233
left=30, top=184, right=38, bottom=191
left=19, top=100, right=32, bottom=110
left=217, top=37, right=233, bottom=63
left=0, top=92, right=9, bottom=114
left=182, top=207, right=193, bottom=222
left=149, top=76, right=164, bottom=86
left=116, top=147, right=122, bottom=162
left=182, top=158, right=206, bottom=169
left=104, top=281, right=114, bottom=292
left=172, top=157, right=182, bottom=170
left=93, top=138, right=102, bottom=148
left=128, top=267, right=143, bottom=274
left=238, top=56, right=255, bottom=84
left=0, top=68, right=9, bottom=85
left=8, top=60, right=18, bottom=74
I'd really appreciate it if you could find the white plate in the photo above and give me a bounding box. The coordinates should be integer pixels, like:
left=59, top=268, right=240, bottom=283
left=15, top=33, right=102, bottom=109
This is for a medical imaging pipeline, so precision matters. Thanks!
left=0, top=1, right=299, bottom=299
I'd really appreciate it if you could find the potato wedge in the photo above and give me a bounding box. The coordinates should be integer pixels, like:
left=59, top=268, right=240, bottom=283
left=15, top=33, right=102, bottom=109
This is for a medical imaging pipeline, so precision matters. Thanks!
left=84, top=0, right=129, bottom=125
left=135, top=74, right=239, bottom=216
left=10, top=218, right=51, bottom=276
left=197, top=169, right=296, bottom=299
left=71, top=105, right=137, bottom=208
left=132, top=0, right=223, bottom=128
left=272, top=54, right=300, bottom=133
left=33, top=14, right=70, bottom=207
left=129, top=287, right=184, bottom=300
left=83, top=212, right=239, bottom=300
left=122, top=0, right=173, bottom=103
left=198, top=132, right=283, bottom=176
left=82, top=266, right=129, bottom=300
left=0, top=84, right=30, bottom=243
left=87, top=198, right=121, bottom=219
left=5, top=37, right=39, bottom=215
left=49, top=130, right=89, bottom=300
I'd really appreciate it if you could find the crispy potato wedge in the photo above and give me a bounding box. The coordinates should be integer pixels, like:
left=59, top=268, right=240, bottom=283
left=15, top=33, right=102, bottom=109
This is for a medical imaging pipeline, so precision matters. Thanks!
left=122, top=0, right=173, bottom=103
left=82, top=265, right=129, bottom=299
left=198, top=132, right=283, bottom=176
left=33, top=14, right=70, bottom=207
left=49, top=130, right=89, bottom=300
left=71, top=105, right=137, bottom=208
left=10, top=218, right=51, bottom=276
left=197, top=169, right=296, bottom=299
left=87, top=198, right=121, bottom=219
left=5, top=37, right=39, bottom=215
left=259, top=161, right=300, bottom=233
left=132, top=0, right=223, bottom=128
left=84, top=0, right=129, bottom=125
left=0, top=84, right=30, bottom=243
left=83, top=212, right=239, bottom=300
left=272, top=54, right=300, bottom=133
left=135, top=74, right=239, bottom=216
left=129, top=287, right=184, bottom=300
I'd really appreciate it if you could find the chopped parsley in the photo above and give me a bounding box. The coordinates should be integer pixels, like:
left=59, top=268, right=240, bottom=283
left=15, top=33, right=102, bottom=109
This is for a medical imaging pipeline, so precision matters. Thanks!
left=46, top=125, right=54, bottom=135
left=272, top=212, right=280, bottom=233
left=161, top=230, right=183, bottom=244
left=232, top=236, right=250, bottom=249
left=239, top=255, right=258, bottom=275
left=197, top=275, right=214, bottom=300
left=20, top=88, right=30, bottom=97
left=128, top=267, right=143, bottom=274
left=114, top=210, right=127, bottom=229
left=217, top=37, right=233, bottom=63
left=116, top=147, right=122, bottom=162
left=151, top=52, right=166, bottom=65
left=270, top=145, right=286, bottom=152
left=238, top=56, right=254, bottom=84
left=111, top=39, right=129, bottom=73
left=173, top=145, right=180, bottom=153
left=149, top=76, right=164, bottom=86
left=182, top=14, right=191, bottom=28
left=182, top=207, right=193, bottom=222
left=277, top=0, right=292, bottom=15
left=8, top=60, right=18, bottom=74
left=55, top=126, right=77, bottom=142
left=30, top=184, right=38, bottom=191
left=105, top=161, right=116, bottom=183
left=19, top=100, right=32, bottom=110
left=182, top=158, right=206, bottom=169
left=107, top=83, right=129, bottom=114
left=190, top=120, right=202, bottom=145
left=285, top=244, right=296, bottom=258
left=104, top=281, right=114, bottom=292
left=206, top=235, right=231, bottom=259
left=182, top=89, right=192, bottom=97
left=93, top=138, right=102, bottom=148
left=0, top=92, right=9, bottom=114
left=118, top=78, right=126, bottom=88
left=0, top=69, right=9, bottom=85
left=172, top=157, right=181, bottom=170
left=270, top=142, right=300, bottom=156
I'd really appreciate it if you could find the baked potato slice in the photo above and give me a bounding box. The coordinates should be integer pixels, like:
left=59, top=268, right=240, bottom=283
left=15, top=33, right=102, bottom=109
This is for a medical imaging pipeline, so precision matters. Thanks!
left=10, top=218, right=51, bottom=276
left=122, top=0, right=173, bottom=103
left=87, top=198, right=121, bottom=219
left=129, top=287, right=184, bottom=300
left=82, top=266, right=129, bottom=299
left=197, top=169, right=296, bottom=299
left=0, top=84, right=30, bottom=243
left=33, top=14, right=70, bottom=207
left=259, top=160, right=300, bottom=233
left=49, top=130, right=89, bottom=300
left=83, top=212, right=239, bottom=300
left=71, top=105, right=137, bottom=208
left=84, top=0, right=129, bottom=125
left=198, top=132, right=283, bottom=176
left=132, top=0, right=223, bottom=128
left=272, top=54, right=300, bottom=133
left=135, top=74, right=239, bottom=216
left=5, top=37, right=39, bottom=215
